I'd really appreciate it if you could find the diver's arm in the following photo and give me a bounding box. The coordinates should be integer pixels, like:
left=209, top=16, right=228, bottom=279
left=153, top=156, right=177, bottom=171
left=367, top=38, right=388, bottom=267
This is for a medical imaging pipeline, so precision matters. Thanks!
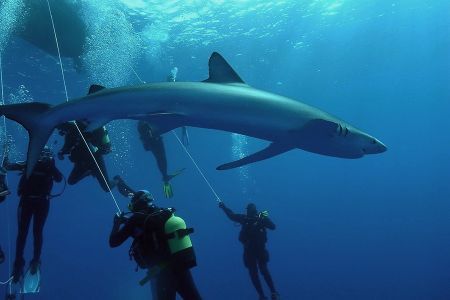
left=109, top=217, right=133, bottom=247
left=4, top=161, right=26, bottom=172
left=51, top=161, right=63, bottom=183
left=220, top=203, right=245, bottom=223
left=262, top=217, right=276, bottom=230
left=59, top=124, right=78, bottom=155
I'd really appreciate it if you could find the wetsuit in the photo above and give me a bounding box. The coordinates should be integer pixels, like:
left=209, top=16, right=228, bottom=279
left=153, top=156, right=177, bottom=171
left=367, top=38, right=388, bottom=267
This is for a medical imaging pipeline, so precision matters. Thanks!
left=221, top=204, right=277, bottom=299
left=5, top=157, right=62, bottom=281
left=138, top=121, right=170, bottom=183
left=58, top=121, right=112, bottom=192
left=109, top=206, right=201, bottom=300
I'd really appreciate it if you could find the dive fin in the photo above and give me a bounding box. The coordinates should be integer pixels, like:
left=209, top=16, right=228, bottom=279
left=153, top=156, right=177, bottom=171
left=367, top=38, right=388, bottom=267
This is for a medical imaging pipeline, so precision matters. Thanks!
left=203, top=52, right=246, bottom=84
left=0, top=103, right=54, bottom=178
left=21, top=265, right=40, bottom=294
left=88, top=84, right=106, bottom=94
left=165, top=168, right=186, bottom=182
left=217, top=142, right=294, bottom=170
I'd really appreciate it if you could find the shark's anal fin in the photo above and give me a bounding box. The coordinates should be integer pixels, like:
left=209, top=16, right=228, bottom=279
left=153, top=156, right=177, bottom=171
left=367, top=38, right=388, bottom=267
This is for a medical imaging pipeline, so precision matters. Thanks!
left=0, top=103, right=54, bottom=178
left=216, top=142, right=294, bottom=170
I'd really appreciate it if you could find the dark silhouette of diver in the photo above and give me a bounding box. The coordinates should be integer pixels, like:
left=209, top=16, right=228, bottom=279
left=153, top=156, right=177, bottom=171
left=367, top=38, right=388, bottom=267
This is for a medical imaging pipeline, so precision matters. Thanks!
left=0, top=143, right=11, bottom=265
left=0, top=165, right=10, bottom=265
left=219, top=201, right=279, bottom=300
left=3, top=147, right=63, bottom=283
left=110, top=178, right=201, bottom=300
left=57, top=120, right=114, bottom=192
left=137, top=121, right=186, bottom=198
left=57, top=85, right=115, bottom=193
left=137, top=68, right=189, bottom=199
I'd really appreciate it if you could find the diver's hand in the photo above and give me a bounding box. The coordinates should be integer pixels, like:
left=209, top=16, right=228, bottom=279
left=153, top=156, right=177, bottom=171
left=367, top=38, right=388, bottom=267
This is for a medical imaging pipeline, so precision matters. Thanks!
left=57, top=151, right=64, bottom=160
left=163, top=182, right=173, bottom=198
left=218, top=201, right=225, bottom=209
left=259, top=210, right=269, bottom=218
left=113, top=212, right=126, bottom=225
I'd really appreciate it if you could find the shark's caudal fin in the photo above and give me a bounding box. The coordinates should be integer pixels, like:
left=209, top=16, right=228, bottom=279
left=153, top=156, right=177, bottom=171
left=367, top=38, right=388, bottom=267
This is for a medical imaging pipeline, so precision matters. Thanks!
left=0, top=103, right=54, bottom=177
left=217, top=142, right=294, bottom=170
left=203, top=52, right=246, bottom=84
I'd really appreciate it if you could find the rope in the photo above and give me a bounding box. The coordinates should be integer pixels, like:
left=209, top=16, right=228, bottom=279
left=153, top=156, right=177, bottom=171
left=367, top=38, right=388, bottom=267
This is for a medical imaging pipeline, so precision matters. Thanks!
left=45, top=0, right=121, bottom=213
left=0, top=276, right=13, bottom=285
left=171, top=132, right=221, bottom=202
left=129, top=66, right=221, bottom=202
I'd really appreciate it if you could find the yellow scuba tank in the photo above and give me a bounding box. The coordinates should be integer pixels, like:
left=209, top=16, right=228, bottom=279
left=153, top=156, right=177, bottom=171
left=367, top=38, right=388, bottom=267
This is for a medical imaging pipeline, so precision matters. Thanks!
left=164, top=214, right=193, bottom=254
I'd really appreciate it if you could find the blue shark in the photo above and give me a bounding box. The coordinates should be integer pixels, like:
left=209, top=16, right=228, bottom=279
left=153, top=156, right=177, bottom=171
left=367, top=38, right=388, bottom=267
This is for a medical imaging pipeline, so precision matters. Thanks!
left=0, top=52, right=386, bottom=177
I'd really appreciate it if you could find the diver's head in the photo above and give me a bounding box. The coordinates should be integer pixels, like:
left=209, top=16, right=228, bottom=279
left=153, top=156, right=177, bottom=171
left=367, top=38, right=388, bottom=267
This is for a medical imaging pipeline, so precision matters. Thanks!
left=246, top=203, right=257, bottom=217
left=128, top=190, right=154, bottom=212
left=39, top=146, right=53, bottom=163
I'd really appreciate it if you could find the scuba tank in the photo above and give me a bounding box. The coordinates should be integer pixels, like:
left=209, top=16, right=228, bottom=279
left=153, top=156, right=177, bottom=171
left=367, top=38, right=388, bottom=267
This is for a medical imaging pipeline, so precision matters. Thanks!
left=164, top=213, right=193, bottom=254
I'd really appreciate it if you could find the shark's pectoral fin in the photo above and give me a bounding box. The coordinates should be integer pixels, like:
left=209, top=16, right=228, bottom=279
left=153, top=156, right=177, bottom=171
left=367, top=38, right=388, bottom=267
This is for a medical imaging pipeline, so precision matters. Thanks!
left=217, top=142, right=294, bottom=170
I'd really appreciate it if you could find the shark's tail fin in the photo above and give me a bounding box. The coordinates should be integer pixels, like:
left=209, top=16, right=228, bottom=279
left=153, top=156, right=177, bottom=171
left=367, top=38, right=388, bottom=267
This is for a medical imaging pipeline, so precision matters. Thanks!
left=0, top=102, right=54, bottom=177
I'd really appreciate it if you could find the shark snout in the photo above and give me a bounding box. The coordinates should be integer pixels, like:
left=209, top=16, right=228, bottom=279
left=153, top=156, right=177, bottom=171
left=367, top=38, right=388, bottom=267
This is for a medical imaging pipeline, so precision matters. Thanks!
left=362, top=138, right=387, bottom=154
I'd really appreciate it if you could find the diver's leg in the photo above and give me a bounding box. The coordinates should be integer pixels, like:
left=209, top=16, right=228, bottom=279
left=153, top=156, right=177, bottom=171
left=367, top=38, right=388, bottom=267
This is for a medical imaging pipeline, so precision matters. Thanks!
left=91, top=152, right=111, bottom=192
left=244, top=249, right=265, bottom=299
left=176, top=269, right=202, bottom=300
left=150, top=136, right=169, bottom=180
left=13, top=199, right=32, bottom=281
left=113, top=176, right=136, bottom=198
left=151, top=269, right=176, bottom=300
left=67, top=162, right=91, bottom=185
left=31, top=197, right=50, bottom=263
left=257, top=249, right=277, bottom=296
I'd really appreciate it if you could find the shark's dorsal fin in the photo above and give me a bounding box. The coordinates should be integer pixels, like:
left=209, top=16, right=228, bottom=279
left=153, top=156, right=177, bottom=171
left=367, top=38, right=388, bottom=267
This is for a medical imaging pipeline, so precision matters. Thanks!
left=88, top=84, right=106, bottom=95
left=203, top=52, right=245, bottom=84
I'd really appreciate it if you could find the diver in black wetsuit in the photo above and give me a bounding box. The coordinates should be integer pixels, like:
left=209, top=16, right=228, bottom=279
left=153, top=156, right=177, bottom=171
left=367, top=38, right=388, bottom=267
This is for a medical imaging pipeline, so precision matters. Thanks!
left=110, top=178, right=201, bottom=300
left=57, top=120, right=114, bottom=192
left=57, top=85, right=115, bottom=193
left=4, top=147, right=63, bottom=283
left=0, top=144, right=11, bottom=265
left=136, top=68, right=188, bottom=199
left=219, top=201, right=279, bottom=300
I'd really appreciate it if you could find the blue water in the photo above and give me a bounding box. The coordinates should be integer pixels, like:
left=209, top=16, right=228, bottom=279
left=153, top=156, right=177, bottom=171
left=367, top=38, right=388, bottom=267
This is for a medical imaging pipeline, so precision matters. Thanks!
left=1, top=0, right=449, bottom=299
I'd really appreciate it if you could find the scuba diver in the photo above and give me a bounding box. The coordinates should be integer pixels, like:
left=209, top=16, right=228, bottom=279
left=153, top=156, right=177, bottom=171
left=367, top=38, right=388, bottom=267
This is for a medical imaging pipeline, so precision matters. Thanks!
left=110, top=178, right=201, bottom=300
left=0, top=165, right=10, bottom=265
left=137, top=67, right=189, bottom=199
left=3, top=146, right=63, bottom=285
left=57, top=84, right=115, bottom=193
left=57, top=120, right=114, bottom=192
left=0, top=143, right=11, bottom=265
left=219, top=201, right=279, bottom=300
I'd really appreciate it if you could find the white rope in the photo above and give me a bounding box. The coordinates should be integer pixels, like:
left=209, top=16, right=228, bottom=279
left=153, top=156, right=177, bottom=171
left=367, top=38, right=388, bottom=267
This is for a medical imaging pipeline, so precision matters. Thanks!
left=1, top=52, right=13, bottom=295
left=45, top=0, right=121, bottom=212
left=0, top=276, right=13, bottom=285
left=129, top=66, right=222, bottom=202
left=171, top=132, right=221, bottom=202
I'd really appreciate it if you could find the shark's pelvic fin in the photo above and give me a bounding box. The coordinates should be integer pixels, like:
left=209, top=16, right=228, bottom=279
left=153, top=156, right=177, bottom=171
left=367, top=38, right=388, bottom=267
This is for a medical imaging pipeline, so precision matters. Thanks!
left=203, top=52, right=246, bottom=84
left=216, top=142, right=294, bottom=170
left=0, top=103, right=54, bottom=178
left=88, top=84, right=106, bottom=94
